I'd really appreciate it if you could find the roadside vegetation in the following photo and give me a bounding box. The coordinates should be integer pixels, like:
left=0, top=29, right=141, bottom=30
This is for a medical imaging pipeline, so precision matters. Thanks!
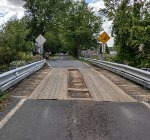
left=0, top=1, right=102, bottom=72
left=0, top=19, right=43, bottom=72
left=0, top=0, right=150, bottom=72
left=101, top=0, right=150, bottom=68
left=0, top=92, right=10, bottom=111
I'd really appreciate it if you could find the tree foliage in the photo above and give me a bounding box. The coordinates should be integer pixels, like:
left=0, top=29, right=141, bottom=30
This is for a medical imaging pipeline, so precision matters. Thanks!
left=103, top=0, right=150, bottom=67
left=0, top=20, right=32, bottom=67
left=24, top=0, right=102, bottom=57
left=0, top=0, right=103, bottom=71
left=59, top=2, right=102, bottom=57
left=24, top=0, right=70, bottom=41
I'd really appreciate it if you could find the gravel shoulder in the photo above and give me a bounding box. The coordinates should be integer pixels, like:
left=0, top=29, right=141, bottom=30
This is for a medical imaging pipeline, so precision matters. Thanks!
left=0, top=97, right=20, bottom=121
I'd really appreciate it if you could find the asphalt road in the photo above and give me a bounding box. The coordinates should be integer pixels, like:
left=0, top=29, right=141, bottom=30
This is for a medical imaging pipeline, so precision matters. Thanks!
left=47, top=56, right=89, bottom=68
left=0, top=100, right=150, bottom=140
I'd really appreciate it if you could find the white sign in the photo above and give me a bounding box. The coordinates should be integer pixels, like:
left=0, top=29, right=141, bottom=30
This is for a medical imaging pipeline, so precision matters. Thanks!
left=35, top=34, right=46, bottom=45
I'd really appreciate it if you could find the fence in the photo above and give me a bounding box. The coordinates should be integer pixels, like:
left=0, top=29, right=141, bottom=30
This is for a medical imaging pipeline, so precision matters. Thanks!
left=0, top=60, right=46, bottom=93
left=84, top=58, right=150, bottom=89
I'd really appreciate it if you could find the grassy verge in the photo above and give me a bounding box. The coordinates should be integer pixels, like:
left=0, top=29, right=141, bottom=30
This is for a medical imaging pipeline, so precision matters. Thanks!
left=80, top=59, right=92, bottom=65
left=0, top=91, right=10, bottom=111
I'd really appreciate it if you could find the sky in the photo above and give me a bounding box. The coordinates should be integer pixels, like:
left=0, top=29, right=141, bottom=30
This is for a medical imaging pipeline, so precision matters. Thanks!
left=0, top=0, right=25, bottom=25
left=0, top=0, right=114, bottom=46
left=86, top=0, right=114, bottom=47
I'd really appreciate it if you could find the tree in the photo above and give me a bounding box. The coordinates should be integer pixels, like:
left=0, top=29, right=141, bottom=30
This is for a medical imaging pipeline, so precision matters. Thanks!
left=0, top=19, right=32, bottom=66
left=23, top=0, right=70, bottom=41
left=44, top=31, right=62, bottom=54
left=103, top=0, right=150, bottom=67
left=23, top=0, right=102, bottom=58
left=59, top=2, right=102, bottom=58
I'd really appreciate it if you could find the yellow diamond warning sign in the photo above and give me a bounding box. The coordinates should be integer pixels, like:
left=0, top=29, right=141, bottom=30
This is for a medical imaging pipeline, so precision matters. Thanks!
left=98, top=32, right=110, bottom=44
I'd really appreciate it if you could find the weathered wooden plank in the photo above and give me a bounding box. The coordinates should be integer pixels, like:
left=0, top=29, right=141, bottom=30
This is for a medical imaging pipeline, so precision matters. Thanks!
left=68, top=88, right=89, bottom=92
left=79, top=68, right=104, bottom=101
left=95, top=69, right=135, bottom=102
left=80, top=68, right=135, bottom=102
left=57, top=69, right=68, bottom=100
left=30, top=68, right=68, bottom=100
left=41, top=68, right=59, bottom=99
left=29, top=70, right=53, bottom=99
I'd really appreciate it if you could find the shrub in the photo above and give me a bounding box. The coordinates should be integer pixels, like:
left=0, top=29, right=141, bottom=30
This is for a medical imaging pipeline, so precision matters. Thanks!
left=10, top=60, right=26, bottom=68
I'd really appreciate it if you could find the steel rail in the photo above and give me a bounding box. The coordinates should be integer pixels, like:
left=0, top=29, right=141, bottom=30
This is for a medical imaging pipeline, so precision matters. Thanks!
left=83, top=58, right=150, bottom=89
left=0, top=60, right=46, bottom=92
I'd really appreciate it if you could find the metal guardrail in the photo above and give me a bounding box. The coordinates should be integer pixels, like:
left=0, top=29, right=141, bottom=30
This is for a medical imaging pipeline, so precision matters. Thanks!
left=0, top=60, right=46, bottom=92
left=83, top=58, right=150, bottom=89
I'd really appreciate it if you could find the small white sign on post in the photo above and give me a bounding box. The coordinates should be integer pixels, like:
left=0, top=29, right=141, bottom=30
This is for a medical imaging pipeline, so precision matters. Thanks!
left=35, top=34, right=46, bottom=54
left=36, top=34, right=46, bottom=46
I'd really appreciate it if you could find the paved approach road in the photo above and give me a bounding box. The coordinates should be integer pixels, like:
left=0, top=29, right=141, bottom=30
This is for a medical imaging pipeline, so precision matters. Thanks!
left=47, top=56, right=88, bottom=68
left=0, top=100, right=150, bottom=140
left=0, top=56, right=150, bottom=140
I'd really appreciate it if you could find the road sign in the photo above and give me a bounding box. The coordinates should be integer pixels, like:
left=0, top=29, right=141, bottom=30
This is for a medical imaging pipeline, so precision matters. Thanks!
left=36, top=34, right=46, bottom=45
left=98, top=32, right=110, bottom=44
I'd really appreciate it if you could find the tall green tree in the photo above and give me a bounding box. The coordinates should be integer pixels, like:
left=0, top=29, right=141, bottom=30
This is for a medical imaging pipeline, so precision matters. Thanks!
left=0, top=19, right=32, bottom=65
left=23, top=0, right=70, bottom=41
left=60, top=2, right=102, bottom=58
left=103, top=0, right=150, bottom=67
left=24, top=0, right=102, bottom=58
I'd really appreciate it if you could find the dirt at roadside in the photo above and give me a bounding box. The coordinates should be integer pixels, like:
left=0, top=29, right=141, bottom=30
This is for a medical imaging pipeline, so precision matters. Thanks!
left=67, top=69, right=91, bottom=100
left=0, top=94, right=10, bottom=112
left=0, top=97, right=20, bottom=121
left=9, top=64, right=51, bottom=98
left=68, top=69, right=87, bottom=89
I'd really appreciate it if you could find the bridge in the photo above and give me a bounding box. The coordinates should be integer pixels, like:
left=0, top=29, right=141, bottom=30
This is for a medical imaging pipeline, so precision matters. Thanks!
left=0, top=56, right=150, bottom=140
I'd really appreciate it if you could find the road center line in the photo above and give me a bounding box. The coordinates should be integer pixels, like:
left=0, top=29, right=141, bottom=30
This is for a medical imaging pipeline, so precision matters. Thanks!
left=0, top=99, right=27, bottom=129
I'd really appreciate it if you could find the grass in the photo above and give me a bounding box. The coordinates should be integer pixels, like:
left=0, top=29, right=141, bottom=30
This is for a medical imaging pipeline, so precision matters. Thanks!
left=80, top=59, right=92, bottom=65
left=0, top=91, right=10, bottom=100
left=0, top=91, right=10, bottom=111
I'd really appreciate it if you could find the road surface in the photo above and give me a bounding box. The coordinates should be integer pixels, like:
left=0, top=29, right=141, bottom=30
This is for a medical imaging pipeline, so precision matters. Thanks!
left=0, top=56, right=150, bottom=140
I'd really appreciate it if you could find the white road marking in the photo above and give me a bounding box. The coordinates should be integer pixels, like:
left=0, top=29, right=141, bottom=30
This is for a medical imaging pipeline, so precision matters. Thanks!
left=141, top=101, right=150, bottom=109
left=0, top=99, right=26, bottom=129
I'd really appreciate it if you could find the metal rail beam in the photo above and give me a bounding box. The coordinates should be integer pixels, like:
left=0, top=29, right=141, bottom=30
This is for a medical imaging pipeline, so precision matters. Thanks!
left=83, top=58, right=150, bottom=89
left=0, top=60, right=46, bottom=92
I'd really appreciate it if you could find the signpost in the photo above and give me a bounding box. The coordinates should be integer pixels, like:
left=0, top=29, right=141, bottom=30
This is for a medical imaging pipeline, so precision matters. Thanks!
left=98, top=31, right=110, bottom=54
left=35, top=34, right=46, bottom=54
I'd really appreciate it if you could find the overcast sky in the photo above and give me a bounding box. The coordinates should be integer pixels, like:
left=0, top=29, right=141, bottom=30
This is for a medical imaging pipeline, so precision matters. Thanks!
left=0, top=0, right=114, bottom=46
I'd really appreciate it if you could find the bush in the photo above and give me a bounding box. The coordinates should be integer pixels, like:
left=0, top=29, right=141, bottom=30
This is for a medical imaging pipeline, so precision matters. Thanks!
left=104, top=54, right=115, bottom=62
left=0, top=64, right=9, bottom=72
left=10, top=60, right=26, bottom=68
left=31, top=55, right=42, bottom=62
left=9, top=54, right=43, bottom=69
